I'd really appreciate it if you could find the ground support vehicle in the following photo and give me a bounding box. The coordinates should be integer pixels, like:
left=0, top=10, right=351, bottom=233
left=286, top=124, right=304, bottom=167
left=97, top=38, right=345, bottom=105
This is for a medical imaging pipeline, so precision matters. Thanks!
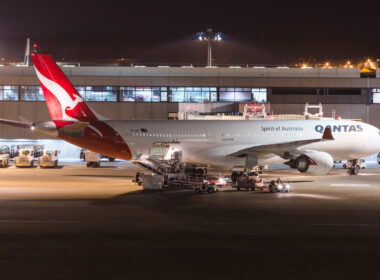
left=134, top=158, right=220, bottom=194
left=207, top=176, right=227, bottom=188
left=80, top=149, right=115, bottom=162
left=14, top=149, right=34, bottom=167
left=142, top=175, right=165, bottom=193
left=234, top=174, right=255, bottom=191
left=268, top=179, right=291, bottom=193
left=85, top=150, right=100, bottom=167
left=231, top=172, right=263, bottom=191
left=193, top=182, right=219, bottom=194
left=132, top=172, right=144, bottom=185
left=38, top=149, right=58, bottom=168
left=0, top=154, right=9, bottom=167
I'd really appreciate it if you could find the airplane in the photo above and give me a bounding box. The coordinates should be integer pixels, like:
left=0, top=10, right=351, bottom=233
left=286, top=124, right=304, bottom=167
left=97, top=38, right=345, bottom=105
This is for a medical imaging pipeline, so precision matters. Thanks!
left=1, top=52, right=380, bottom=175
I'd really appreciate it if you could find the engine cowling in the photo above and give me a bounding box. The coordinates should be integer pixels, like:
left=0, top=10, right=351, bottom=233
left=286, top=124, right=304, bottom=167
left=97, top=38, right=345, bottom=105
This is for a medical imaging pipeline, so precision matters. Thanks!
left=295, top=151, right=333, bottom=175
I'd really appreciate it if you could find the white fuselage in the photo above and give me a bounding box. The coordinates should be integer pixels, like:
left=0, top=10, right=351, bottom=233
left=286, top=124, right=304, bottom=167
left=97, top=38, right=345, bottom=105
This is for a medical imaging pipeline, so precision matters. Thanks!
left=106, top=119, right=380, bottom=167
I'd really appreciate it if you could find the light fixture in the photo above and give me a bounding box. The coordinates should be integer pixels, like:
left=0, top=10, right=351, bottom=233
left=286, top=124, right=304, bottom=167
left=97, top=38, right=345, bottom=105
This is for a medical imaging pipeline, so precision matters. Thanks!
left=197, top=28, right=223, bottom=67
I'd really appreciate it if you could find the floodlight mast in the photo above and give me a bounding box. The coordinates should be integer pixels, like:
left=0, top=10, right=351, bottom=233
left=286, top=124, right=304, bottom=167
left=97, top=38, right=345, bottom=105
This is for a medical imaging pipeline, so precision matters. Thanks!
left=198, top=28, right=222, bottom=67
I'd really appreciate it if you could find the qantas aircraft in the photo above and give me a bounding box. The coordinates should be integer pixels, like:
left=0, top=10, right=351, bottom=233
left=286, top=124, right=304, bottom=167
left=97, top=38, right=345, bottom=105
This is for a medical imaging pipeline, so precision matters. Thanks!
left=1, top=53, right=380, bottom=175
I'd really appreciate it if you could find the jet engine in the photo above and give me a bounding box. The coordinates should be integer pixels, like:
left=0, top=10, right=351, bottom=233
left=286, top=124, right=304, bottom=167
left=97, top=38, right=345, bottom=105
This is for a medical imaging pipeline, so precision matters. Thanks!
left=293, top=151, right=333, bottom=175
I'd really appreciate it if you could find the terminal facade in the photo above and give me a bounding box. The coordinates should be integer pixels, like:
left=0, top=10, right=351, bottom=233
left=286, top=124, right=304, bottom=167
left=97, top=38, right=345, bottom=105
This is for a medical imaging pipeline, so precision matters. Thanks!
left=1, top=66, right=380, bottom=141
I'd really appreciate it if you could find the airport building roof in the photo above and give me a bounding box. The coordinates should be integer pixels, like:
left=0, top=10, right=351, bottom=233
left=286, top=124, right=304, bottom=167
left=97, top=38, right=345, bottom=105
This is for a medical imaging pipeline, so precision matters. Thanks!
left=0, top=65, right=366, bottom=78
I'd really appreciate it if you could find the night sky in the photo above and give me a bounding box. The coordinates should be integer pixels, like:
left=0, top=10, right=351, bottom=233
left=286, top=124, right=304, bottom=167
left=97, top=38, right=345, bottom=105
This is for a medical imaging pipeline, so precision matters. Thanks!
left=1, top=0, right=380, bottom=65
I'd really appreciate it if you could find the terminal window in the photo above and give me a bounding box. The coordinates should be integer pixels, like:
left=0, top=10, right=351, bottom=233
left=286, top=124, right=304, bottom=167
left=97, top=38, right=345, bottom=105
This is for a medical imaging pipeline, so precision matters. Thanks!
left=120, top=87, right=165, bottom=102
left=21, top=86, right=44, bottom=101
left=373, top=89, right=380, bottom=103
left=220, top=88, right=253, bottom=102
left=252, top=88, right=267, bottom=102
left=79, top=86, right=118, bottom=102
left=0, top=85, right=266, bottom=103
left=0, top=86, right=18, bottom=101
left=169, top=87, right=217, bottom=103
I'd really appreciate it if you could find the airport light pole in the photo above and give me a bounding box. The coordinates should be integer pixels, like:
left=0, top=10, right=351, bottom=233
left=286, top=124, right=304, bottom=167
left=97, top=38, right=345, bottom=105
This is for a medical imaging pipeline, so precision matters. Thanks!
left=198, top=28, right=222, bottom=67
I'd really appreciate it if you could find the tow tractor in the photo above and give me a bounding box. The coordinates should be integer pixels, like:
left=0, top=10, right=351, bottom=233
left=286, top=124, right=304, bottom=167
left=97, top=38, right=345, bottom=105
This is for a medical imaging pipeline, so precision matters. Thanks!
left=14, top=149, right=35, bottom=167
left=0, top=146, right=10, bottom=167
left=193, top=182, right=219, bottom=194
left=232, top=171, right=290, bottom=193
left=38, top=149, right=59, bottom=168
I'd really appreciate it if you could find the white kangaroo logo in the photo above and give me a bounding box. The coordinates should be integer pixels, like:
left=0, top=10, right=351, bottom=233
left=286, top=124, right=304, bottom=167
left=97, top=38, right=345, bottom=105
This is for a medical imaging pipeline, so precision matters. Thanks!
left=35, top=68, right=84, bottom=121
left=67, top=95, right=83, bottom=111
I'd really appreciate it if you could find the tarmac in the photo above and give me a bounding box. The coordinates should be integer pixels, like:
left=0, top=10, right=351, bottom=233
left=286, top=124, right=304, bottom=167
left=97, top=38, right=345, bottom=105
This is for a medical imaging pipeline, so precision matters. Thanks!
left=1, top=160, right=380, bottom=280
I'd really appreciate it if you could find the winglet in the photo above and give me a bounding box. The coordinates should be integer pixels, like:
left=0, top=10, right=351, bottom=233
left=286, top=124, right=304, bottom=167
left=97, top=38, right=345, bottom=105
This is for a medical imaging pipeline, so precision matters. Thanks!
left=322, top=127, right=334, bottom=140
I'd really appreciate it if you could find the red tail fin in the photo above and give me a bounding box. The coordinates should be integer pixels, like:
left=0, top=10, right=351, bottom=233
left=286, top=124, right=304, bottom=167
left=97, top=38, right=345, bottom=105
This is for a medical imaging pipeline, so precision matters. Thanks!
left=31, top=53, right=99, bottom=122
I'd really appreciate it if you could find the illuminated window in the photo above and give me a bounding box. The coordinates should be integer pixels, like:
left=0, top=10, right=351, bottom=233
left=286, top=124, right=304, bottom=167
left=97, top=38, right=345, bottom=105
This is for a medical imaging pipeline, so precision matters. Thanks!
left=252, top=88, right=267, bottom=102
left=373, top=89, right=380, bottom=103
left=161, top=87, right=168, bottom=102
left=170, top=87, right=185, bottom=102
left=120, top=87, right=167, bottom=102
left=120, top=87, right=135, bottom=102
left=170, top=87, right=217, bottom=102
left=76, top=86, right=86, bottom=100
left=0, top=86, right=18, bottom=101
left=21, top=86, right=44, bottom=101
left=220, top=87, right=252, bottom=102
left=81, top=86, right=117, bottom=102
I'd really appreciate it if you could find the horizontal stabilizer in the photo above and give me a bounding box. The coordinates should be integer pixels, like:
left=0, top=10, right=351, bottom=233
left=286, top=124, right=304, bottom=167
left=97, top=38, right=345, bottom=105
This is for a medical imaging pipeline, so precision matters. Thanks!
left=58, top=122, right=89, bottom=138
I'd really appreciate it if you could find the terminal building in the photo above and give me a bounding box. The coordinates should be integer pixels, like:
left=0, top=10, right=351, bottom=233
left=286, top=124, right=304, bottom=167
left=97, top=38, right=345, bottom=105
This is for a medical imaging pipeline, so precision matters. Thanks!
left=1, top=65, right=380, bottom=157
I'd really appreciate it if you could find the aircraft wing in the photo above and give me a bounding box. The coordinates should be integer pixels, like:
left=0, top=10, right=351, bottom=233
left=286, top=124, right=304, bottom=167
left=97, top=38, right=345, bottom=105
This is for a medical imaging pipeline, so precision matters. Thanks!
left=0, top=118, right=32, bottom=129
left=230, top=127, right=334, bottom=157
left=0, top=118, right=90, bottom=138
